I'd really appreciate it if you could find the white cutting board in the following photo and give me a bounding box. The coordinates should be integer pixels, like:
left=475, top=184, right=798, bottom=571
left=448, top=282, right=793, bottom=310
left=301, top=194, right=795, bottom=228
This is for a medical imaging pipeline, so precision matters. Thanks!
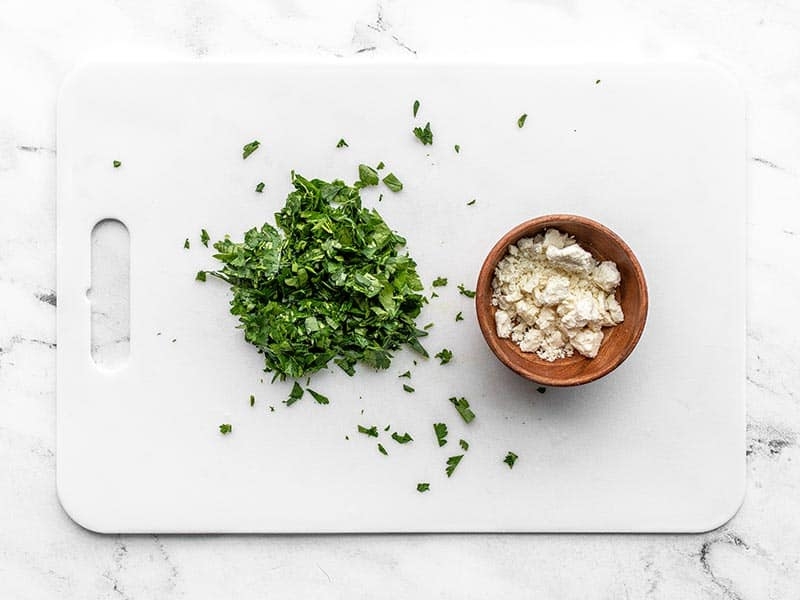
left=56, top=61, right=745, bottom=533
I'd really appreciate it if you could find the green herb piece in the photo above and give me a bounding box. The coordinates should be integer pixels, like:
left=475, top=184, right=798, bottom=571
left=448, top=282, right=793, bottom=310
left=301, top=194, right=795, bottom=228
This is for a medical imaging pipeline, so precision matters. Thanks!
left=595, top=79, right=601, bottom=85
left=336, top=138, right=349, bottom=148
left=207, top=173, right=426, bottom=379
left=358, top=425, right=379, bottom=437
left=255, top=182, right=265, bottom=193
left=358, top=164, right=379, bottom=187
left=308, top=389, right=329, bottom=405
left=466, top=199, right=476, bottom=206
left=445, top=454, right=463, bottom=477
left=517, top=114, right=527, bottom=128
left=242, top=140, right=260, bottom=159
left=249, top=394, right=255, bottom=407
left=537, top=386, right=546, bottom=394
left=382, top=173, right=403, bottom=192
left=269, top=405, right=275, bottom=412
left=416, top=482, right=430, bottom=492
left=449, top=396, right=475, bottom=423
left=403, top=384, right=415, bottom=393
left=430, top=291, right=438, bottom=298
left=399, top=371, right=411, bottom=379
left=504, top=451, right=518, bottom=469
left=458, top=284, right=476, bottom=298
left=113, top=160, right=121, bottom=168
left=200, top=229, right=210, bottom=247
left=285, top=381, right=305, bottom=406
left=454, top=144, right=460, bottom=153
left=378, top=443, right=388, bottom=455
left=434, top=422, right=448, bottom=447
left=459, top=439, right=469, bottom=451
left=455, top=311, right=464, bottom=322
left=219, top=423, right=232, bottom=434
left=376, top=161, right=385, bottom=170
left=423, top=322, right=434, bottom=330
left=435, top=349, right=453, bottom=365
left=195, top=270, right=207, bottom=282
left=413, top=122, right=433, bottom=145
left=392, top=432, right=413, bottom=444
left=432, top=277, right=448, bottom=287
left=413, top=99, right=420, bottom=117
left=345, top=435, right=349, bottom=440
left=184, top=238, right=190, bottom=249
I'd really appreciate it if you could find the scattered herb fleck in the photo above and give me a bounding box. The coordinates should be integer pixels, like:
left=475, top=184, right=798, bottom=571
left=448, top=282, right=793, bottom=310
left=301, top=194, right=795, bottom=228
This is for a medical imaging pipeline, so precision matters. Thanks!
left=595, top=79, right=601, bottom=85
left=432, top=277, right=448, bottom=287
left=435, top=349, right=453, bottom=365
left=413, top=122, right=433, bottom=145
left=517, top=113, right=528, bottom=128
left=417, top=482, right=430, bottom=493
left=399, top=370, right=412, bottom=379
left=504, top=451, right=518, bottom=469
left=113, top=160, right=121, bottom=168
left=336, top=138, right=349, bottom=148
left=392, top=432, right=413, bottom=444
left=378, top=443, right=388, bottom=456
left=413, top=99, right=420, bottom=117
left=424, top=322, right=434, bottom=330
left=376, top=161, right=385, bottom=170
left=466, top=199, right=476, bottom=206
left=459, top=439, right=469, bottom=451
left=454, top=144, right=460, bottom=153
left=200, top=229, right=210, bottom=247
left=537, top=386, right=546, bottom=394
left=269, top=405, right=275, bottom=412
left=255, top=182, right=265, bottom=193
left=219, top=423, right=232, bottom=434
left=458, top=284, right=476, bottom=298
left=358, top=425, right=379, bottom=437
left=382, top=173, right=403, bottom=192
left=455, top=311, right=464, bottom=322
left=449, top=396, right=475, bottom=423
left=249, top=394, right=255, bottom=407
left=434, top=423, right=448, bottom=447
left=285, top=381, right=304, bottom=406
left=430, top=291, right=438, bottom=298
left=195, top=271, right=207, bottom=282
left=403, top=384, right=415, bottom=393
left=184, top=238, right=190, bottom=249
left=242, top=140, right=260, bottom=159
left=445, top=454, right=463, bottom=477
left=308, top=389, right=330, bottom=405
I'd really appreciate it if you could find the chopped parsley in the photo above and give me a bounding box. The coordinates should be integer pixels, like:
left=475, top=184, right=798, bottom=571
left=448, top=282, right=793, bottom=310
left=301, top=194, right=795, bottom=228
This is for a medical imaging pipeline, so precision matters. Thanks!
left=466, top=199, right=476, bottom=206
left=454, top=144, right=460, bottom=153
left=413, top=99, right=420, bottom=117
left=435, top=349, right=453, bottom=365
left=430, top=292, right=438, bottom=298
left=445, top=455, right=463, bottom=477
left=595, top=79, right=601, bottom=85
left=308, top=389, right=329, bottom=405
left=336, top=138, right=349, bottom=148
left=376, top=161, right=385, bottom=170
left=184, top=238, right=190, bottom=249
left=517, top=114, right=527, bottom=128
left=459, top=439, right=469, bottom=451
left=195, top=271, right=207, bottom=282
left=413, top=122, right=433, bottom=145
left=455, top=311, right=464, bottom=322
left=403, top=384, right=415, bottom=393
left=423, top=322, right=434, bottom=330
left=206, top=173, right=427, bottom=379
left=113, top=160, right=121, bottom=168
left=358, top=425, right=379, bottom=437
left=242, top=140, right=260, bottom=159
left=458, top=284, right=476, bottom=298
left=399, top=370, right=412, bottom=379
left=537, top=386, right=546, bottom=394
left=416, top=482, right=430, bottom=493
left=200, top=229, right=210, bottom=247
left=378, top=443, right=388, bottom=455
left=392, top=432, right=413, bottom=444
left=382, top=173, right=403, bottom=192
left=358, top=164, right=379, bottom=187
left=504, top=451, right=518, bottom=469
left=434, top=422, right=448, bottom=447
left=249, top=394, right=255, bottom=407
left=284, top=381, right=304, bottom=406
left=255, top=182, right=265, bottom=193
left=432, top=277, right=448, bottom=287
left=449, top=396, right=475, bottom=423
left=219, top=423, right=232, bottom=434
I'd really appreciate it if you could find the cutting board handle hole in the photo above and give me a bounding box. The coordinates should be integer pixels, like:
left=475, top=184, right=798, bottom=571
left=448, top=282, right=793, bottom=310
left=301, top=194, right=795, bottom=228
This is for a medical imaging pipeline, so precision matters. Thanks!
left=90, top=219, right=130, bottom=371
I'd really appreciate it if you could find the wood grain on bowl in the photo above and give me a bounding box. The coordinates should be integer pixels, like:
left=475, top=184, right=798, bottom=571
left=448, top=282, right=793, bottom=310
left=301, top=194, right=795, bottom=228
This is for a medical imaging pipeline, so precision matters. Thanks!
left=475, top=214, right=648, bottom=387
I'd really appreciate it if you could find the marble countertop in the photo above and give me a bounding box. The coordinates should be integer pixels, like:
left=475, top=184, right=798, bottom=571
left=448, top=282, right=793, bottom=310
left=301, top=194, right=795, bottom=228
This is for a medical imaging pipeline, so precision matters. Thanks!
left=1, top=0, right=798, bottom=597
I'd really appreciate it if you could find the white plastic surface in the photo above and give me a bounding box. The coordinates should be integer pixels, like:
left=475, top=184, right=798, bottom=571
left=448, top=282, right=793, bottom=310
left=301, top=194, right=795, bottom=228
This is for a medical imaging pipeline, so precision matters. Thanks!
left=56, top=62, right=745, bottom=533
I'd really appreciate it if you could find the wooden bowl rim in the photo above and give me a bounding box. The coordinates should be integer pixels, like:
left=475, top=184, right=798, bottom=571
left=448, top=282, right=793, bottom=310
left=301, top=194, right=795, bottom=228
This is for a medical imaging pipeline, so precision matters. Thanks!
left=475, top=214, right=649, bottom=387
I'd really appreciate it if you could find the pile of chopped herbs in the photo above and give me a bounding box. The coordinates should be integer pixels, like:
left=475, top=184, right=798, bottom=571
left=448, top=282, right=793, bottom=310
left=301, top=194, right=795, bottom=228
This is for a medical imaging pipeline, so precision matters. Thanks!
left=207, top=172, right=427, bottom=380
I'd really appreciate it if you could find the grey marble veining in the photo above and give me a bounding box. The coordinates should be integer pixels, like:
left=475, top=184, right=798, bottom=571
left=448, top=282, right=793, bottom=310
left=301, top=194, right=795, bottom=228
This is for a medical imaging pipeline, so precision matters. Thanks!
left=1, top=0, right=798, bottom=597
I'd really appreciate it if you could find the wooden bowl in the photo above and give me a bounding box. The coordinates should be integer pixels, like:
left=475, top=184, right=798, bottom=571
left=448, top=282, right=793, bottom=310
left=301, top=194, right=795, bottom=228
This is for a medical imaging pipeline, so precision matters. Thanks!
left=475, top=214, right=648, bottom=387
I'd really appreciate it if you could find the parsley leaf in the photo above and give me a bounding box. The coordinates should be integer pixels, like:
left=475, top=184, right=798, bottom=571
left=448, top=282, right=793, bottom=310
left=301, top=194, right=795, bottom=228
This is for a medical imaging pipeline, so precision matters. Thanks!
left=391, top=431, right=413, bottom=444
left=459, top=439, right=469, bottom=451
left=454, top=144, right=460, bottom=153
left=445, top=454, right=463, bottom=477
left=435, top=349, right=453, bottom=365
left=242, top=140, right=260, bottom=159
left=195, top=270, right=207, bottom=282
left=398, top=370, right=412, bottom=379
left=255, top=182, right=265, bottom=193
left=285, top=381, right=304, bottom=406
left=113, top=160, right=121, bottom=168
left=336, top=138, right=349, bottom=148
left=184, top=238, right=190, bottom=249
left=358, top=425, right=379, bottom=437
left=382, top=173, right=403, bottom=192
left=434, top=422, right=448, bottom=447
left=449, top=396, right=475, bottom=423
left=457, top=284, right=476, bottom=298
left=358, top=164, right=379, bottom=186
left=504, top=451, right=518, bottom=469
left=378, top=443, right=388, bottom=455
left=403, top=384, right=415, bottom=393
left=308, top=389, right=329, bottom=405
left=376, top=161, right=385, bottom=170
left=413, top=122, right=433, bottom=145
left=416, top=482, right=430, bottom=492
left=432, top=277, right=447, bottom=287
left=517, top=114, right=527, bottom=128
left=200, top=229, right=210, bottom=247
left=219, top=423, right=232, bottom=434
left=413, top=99, right=420, bottom=117
left=455, top=311, right=464, bottom=322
